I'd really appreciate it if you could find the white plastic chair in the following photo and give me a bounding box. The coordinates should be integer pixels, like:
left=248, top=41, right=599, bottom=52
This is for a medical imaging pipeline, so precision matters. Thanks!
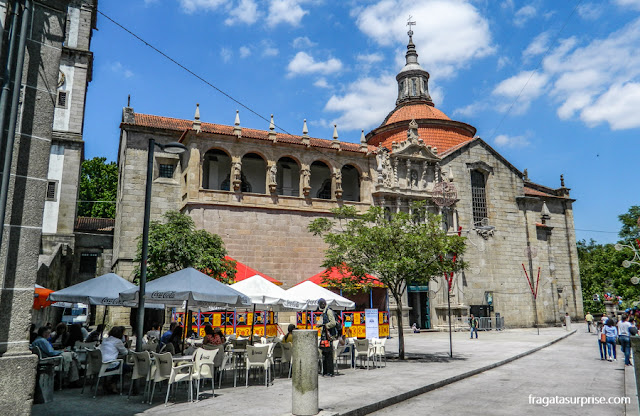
left=128, top=351, right=152, bottom=402
left=149, top=352, right=172, bottom=405
left=373, top=338, right=387, bottom=367
left=245, top=344, right=271, bottom=387
left=83, top=348, right=123, bottom=398
left=354, top=339, right=374, bottom=370
left=278, top=342, right=293, bottom=378
left=192, top=348, right=218, bottom=400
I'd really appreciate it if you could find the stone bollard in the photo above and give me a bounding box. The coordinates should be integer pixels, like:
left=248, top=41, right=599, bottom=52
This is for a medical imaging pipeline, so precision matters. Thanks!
left=292, top=329, right=319, bottom=416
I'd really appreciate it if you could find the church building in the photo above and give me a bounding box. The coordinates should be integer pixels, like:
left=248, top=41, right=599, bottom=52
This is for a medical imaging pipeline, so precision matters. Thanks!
left=113, top=31, right=583, bottom=329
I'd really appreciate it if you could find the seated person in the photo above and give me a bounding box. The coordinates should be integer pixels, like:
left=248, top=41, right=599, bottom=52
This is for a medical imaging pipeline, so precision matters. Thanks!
left=412, top=323, right=420, bottom=333
left=202, top=325, right=215, bottom=345
left=146, top=323, right=161, bottom=341
left=211, top=327, right=226, bottom=345
left=159, top=322, right=177, bottom=348
left=99, top=326, right=128, bottom=394
left=50, top=322, right=68, bottom=348
left=64, top=324, right=85, bottom=349
left=283, top=324, right=295, bottom=343
left=32, top=327, right=62, bottom=357
left=168, top=326, right=184, bottom=355
left=85, top=324, right=104, bottom=343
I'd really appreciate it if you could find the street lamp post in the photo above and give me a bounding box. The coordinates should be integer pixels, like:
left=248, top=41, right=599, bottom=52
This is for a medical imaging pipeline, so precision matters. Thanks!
left=136, top=138, right=187, bottom=352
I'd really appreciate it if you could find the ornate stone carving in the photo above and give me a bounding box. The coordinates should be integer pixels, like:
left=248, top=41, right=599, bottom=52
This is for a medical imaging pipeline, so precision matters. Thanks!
left=334, top=169, right=342, bottom=199
left=301, top=168, right=311, bottom=196
left=232, top=162, right=242, bottom=191
left=268, top=164, right=277, bottom=193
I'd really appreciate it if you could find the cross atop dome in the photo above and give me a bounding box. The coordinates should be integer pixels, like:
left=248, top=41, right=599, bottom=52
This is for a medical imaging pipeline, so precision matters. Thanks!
left=395, top=20, right=432, bottom=106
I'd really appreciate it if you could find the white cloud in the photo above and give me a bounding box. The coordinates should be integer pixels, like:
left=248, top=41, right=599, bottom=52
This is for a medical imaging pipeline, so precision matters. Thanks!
left=239, top=46, right=251, bottom=58
left=267, top=0, right=309, bottom=27
left=287, top=52, right=343, bottom=77
left=453, top=102, right=483, bottom=117
left=293, top=36, right=316, bottom=49
left=225, top=0, right=259, bottom=25
left=357, top=53, right=384, bottom=64
left=523, top=31, right=550, bottom=59
left=314, top=78, right=330, bottom=89
left=324, top=74, right=397, bottom=131
left=354, top=0, right=494, bottom=78
left=491, top=17, right=640, bottom=130
left=497, top=56, right=510, bottom=70
left=615, top=0, right=640, bottom=10
left=494, top=134, right=531, bottom=148
left=110, top=62, right=133, bottom=78
left=513, top=5, right=537, bottom=27
left=261, top=40, right=279, bottom=57
left=179, top=0, right=225, bottom=13
left=501, top=0, right=514, bottom=10
left=220, top=47, right=232, bottom=63
left=581, top=83, right=640, bottom=129
left=577, top=3, right=604, bottom=20
left=492, top=71, right=548, bottom=113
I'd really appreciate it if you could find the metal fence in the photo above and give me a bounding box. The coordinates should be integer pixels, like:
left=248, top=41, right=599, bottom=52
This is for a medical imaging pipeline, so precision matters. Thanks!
left=452, top=316, right=505, bottom=331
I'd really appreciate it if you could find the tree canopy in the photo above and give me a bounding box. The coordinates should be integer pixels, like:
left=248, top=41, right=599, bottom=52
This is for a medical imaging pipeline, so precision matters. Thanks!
left=78, top=157, right=117, bottom=218
left=579, top=205, right=640, bottom=314
left=308, top=203, right=466, bottom=359
left=134, top=211, right=236, bottom=283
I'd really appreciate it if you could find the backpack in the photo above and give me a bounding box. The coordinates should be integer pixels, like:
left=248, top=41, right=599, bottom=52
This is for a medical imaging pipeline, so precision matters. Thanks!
left=333, top=311, right=343, bottom=337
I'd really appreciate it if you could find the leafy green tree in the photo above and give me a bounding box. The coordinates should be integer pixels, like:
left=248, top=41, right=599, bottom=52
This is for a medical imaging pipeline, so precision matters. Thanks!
left=308, top=203, right=466, bottom=359
left=78, top=157, right=117, bottom=218
left=618, top=205, right=640, bottom=242
left=134, top=211, right=236, bottom=283
left=579, top=206, right=640, bottom=313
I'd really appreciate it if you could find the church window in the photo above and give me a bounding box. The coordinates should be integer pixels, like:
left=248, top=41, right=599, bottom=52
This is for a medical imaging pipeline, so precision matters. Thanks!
left=399, top=80, right=405, bottom=98
left=56, top=91, right=68, bottom=108
left=471, top=170, right=488, bottom=226
left=46, top=180, right=57, bottom=201
left=79, top=252, right=98, bottom=275
left=411, top=79, right=417, bottom=96
left=159, top=163, right=175, bottom=178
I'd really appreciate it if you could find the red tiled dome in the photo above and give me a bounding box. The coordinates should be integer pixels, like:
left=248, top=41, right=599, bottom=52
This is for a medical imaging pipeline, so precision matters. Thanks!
left=384, top=103, right=451, bottom=125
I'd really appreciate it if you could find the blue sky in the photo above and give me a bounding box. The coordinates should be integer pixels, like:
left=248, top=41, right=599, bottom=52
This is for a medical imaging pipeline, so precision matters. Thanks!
left=84, top=0, right=640, bottom=245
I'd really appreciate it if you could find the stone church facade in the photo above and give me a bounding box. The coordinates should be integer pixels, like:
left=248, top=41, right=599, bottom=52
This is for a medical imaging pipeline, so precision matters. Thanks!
left=113, top=33, right=583, bottom=329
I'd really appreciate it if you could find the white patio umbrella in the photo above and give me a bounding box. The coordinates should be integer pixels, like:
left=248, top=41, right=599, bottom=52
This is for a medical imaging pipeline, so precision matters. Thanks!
left=231, top=274, right=306, bottom=342
left=285, top=281, right=355, bottom=311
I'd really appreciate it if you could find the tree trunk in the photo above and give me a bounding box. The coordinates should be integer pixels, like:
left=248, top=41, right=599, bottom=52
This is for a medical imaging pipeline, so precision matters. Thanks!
left=393, top=293, right=405, bottom=360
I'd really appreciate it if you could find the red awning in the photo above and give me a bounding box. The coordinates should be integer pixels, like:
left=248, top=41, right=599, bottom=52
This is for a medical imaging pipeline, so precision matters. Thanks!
left=225, top=256, right=283, bottom=285
left=302, top=267, right=385, bottom=288
left=33, top=285, right=55, bottom=310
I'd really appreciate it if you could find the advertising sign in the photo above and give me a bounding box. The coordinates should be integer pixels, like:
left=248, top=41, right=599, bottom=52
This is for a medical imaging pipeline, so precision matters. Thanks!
left=365, top=308, right=379, bottom=339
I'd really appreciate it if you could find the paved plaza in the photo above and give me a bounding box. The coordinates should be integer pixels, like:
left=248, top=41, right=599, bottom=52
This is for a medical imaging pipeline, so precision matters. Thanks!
left=32, top=327, right=636, bottom=416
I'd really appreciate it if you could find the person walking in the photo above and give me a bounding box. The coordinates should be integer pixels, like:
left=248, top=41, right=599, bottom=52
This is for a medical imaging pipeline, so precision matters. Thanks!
left=585, top=312, right=593, bottom=333
left=603, top=318, right=618, bottom=361
left=318, top=298, right=336, bottom=377
left=618, top=314, right=632, bottom=366
left=469, top=314, right=479, bottom=339
left=596, top=322, right=607, bottom=360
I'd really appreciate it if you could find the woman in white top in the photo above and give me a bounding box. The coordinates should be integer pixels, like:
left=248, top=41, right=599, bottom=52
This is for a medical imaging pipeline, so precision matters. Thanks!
left=100, top=326, right=128, bottom=368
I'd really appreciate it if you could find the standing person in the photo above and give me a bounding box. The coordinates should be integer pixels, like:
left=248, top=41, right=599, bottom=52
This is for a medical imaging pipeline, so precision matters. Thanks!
left=603, top=318, right=618, bottom=361
left=318, top=298, right=336, bottom=377
left=469, top=314, right=479, bottom=339
left=596, top=322, right=607, bottom=360
left=618, top=314, right=632, bottom=366
left=585, top=312, right=593, bottom=333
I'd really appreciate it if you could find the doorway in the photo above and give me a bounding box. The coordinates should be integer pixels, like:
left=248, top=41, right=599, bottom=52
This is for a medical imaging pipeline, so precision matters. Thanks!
left=408, top=285, right=431, bottom=329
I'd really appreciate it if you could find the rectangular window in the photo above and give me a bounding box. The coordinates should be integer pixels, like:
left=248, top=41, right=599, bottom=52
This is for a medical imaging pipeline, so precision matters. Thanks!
left=471, top=170, right=487, bottom=226
left=57, top=91, right=67, bottom=108
left=79, top=252, right=98, bottom=275
left=159, top=164, right=175, bottom=178
left=46, top=181, right=57, bottom=201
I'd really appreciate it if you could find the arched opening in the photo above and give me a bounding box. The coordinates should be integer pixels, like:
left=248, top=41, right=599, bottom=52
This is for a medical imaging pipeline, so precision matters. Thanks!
left=241, top=153, right=267, bottom=194
left=310, top=161, right=331, bottom=200
left=276, top=157, right=300, bottom=197
left=202, top=149, right=231, bottom=190
left=341, top=164, right=360, bottom=202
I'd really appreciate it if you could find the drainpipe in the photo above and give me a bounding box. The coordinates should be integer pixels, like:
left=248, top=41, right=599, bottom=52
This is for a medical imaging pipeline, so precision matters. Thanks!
left=0, top=0, right=29, bottom=252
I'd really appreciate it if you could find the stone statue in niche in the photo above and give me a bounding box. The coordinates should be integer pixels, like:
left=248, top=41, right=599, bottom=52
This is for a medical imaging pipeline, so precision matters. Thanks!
left=334, top=169, right=343, bottom=199
left=410, top=169, right=419, bottom=189
left=407, top=119, right=419, bottom=143
left=232, top=162, right=242, bottom=191
left=301, top=168, right=311, bottom=195
left=268, top=164, right=277, bottom=185
left=376, top=147, right=392, bottom=187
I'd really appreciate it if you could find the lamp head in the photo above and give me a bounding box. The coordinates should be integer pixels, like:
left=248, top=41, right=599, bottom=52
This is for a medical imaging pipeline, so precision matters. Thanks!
left=159, top=142, right=187, bottom=154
